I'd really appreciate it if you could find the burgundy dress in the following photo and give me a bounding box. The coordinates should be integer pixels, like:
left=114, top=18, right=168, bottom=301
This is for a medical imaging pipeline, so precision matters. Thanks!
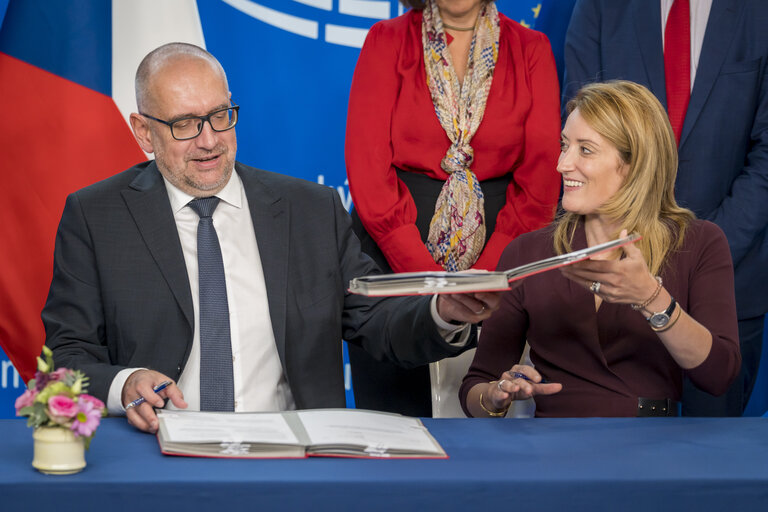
left=460, top=220, right=741, bottom=417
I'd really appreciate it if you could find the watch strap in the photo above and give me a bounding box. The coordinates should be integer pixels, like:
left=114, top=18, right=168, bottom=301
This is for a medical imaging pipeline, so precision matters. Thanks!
left=649, top=297, right=677, bottom=331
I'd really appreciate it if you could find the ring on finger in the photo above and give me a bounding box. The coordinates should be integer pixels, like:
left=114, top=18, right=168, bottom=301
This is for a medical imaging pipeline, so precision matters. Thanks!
left=497, top=379, right=508, bottom=391
left=474, top=305, right=486, bottom=315
left=590, top=281, right=602, bottom=294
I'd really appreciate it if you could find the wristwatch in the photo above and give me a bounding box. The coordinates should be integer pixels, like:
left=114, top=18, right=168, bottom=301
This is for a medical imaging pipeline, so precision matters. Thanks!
left=648, top=297, right=677, bottom=330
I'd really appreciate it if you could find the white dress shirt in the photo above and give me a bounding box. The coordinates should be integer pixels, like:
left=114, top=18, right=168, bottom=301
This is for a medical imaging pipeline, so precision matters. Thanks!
left=109, top=171, right=294, bottom=413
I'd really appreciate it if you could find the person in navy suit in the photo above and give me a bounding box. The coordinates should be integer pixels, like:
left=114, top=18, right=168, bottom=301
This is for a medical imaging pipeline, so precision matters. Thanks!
left=562, top=0, right=768, bottom=416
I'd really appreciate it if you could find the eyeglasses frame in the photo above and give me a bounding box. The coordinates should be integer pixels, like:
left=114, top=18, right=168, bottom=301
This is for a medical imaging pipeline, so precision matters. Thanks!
left=139, top=104, right=240, bottom=141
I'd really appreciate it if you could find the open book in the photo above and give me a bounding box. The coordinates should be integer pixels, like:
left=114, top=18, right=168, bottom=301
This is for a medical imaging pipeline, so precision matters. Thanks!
left=348, top=233, right=640, bottom=296
left=155, top=409, right=447, bottom=459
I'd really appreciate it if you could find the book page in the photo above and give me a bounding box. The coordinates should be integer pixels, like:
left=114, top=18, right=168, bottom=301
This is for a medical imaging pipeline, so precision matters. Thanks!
left=504, top=232, right=641, bottom=281
left=297, top=410, right=441, bottom=455
left=158, top=411, right=300, bottom=444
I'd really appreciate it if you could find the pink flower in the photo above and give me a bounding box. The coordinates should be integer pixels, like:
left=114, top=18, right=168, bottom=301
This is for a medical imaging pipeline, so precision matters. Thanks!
left=49, top=368, right=70, bottom=381
left=34, top=368, right=70, bottom=392
left=70, top=399, right=101, bottom=438
left=14, top=389, right=37, bottom=415
left=48, top=395, right=78, bottom=418
left=79, top=394, right=105, bottom=412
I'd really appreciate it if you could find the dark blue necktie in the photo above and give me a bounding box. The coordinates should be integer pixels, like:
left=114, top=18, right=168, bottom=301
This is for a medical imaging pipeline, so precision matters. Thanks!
left=188, top=197, right=234, bottom=411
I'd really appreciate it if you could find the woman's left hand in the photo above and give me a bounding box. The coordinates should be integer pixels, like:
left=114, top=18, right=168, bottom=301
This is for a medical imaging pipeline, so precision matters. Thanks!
left=560, top=229, right=658, bottom=305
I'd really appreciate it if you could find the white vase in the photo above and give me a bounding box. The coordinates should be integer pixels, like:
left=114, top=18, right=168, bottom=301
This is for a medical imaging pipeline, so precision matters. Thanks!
left=32, top=426, right=86, bottom=475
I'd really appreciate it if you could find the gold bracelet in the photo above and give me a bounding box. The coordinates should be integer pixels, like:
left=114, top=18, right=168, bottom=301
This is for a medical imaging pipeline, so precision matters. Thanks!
left=652, top=303, right=683, bottom=333
left=632, top=276, right=663, bottom=311
left=479, top=390, right=509, bottom=417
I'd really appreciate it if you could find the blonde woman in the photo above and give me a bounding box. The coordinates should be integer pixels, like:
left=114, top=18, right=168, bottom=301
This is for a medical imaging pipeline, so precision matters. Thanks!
left=461, top=81, right=741, bottom=418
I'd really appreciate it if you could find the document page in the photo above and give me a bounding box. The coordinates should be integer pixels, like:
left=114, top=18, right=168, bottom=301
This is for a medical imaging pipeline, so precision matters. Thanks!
left=158, top=411, right=300, bottom=444
left=504, top=232, right=641, bottom=281
left=297, top=410, right=441, bottom=454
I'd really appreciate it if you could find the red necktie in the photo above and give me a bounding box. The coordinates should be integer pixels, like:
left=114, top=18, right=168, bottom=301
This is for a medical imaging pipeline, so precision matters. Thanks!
left=664, top=0, right=691, bottom=146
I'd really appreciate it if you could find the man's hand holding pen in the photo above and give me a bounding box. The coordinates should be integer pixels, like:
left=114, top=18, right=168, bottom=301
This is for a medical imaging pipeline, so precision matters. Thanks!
left=122, top=369, right=187, bottom=433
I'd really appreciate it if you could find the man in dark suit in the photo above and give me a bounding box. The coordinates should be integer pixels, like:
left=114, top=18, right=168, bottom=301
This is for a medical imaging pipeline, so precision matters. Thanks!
left=42, top=43, right=499, bottom=433
left=562, top=0, right=768, bottom=416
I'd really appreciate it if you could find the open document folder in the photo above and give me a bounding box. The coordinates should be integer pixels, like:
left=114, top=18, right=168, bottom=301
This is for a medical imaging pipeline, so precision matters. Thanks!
left=348, top=233, right=641, bottom=296
left=156, top=409, right=447, bottom=459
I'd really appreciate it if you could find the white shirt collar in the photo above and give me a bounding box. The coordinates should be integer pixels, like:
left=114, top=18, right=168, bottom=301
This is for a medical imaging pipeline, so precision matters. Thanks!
left=162, top=167, right=243, bottom=213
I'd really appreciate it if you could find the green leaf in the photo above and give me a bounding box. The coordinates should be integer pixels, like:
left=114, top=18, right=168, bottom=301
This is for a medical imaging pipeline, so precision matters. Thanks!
left=36, top=356, right=49, bottom=374
left=24, top=403, right=49, bottom=429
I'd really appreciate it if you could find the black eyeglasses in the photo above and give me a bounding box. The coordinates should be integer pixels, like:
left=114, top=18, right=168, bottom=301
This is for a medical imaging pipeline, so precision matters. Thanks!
left=140, top=104, right=239, bottom=140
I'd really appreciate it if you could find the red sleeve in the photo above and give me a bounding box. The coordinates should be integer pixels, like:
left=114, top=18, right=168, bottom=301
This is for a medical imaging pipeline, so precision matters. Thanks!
left=474, top=29, right=561, bottom=271
left=345, top=17, right=442, bottom=273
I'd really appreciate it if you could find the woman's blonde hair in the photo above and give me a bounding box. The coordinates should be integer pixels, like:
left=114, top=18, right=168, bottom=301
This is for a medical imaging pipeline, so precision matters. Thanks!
left=554, top=80, right=694, bottom=275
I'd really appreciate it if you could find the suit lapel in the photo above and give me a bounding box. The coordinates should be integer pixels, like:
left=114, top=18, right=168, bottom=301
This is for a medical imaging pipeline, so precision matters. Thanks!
left=680, top=0, right=742, bottom=149
left=632, top=0, right=666, bottom=104
left=121, top=162, right=194, bottom=328
left=238, top=164, right=290, bottom=364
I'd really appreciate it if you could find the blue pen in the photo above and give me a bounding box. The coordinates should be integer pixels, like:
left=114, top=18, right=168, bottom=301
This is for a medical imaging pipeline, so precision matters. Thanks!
left=512, top=372, right=549, bottom=384
left=124, top=380, right=172, bottom=410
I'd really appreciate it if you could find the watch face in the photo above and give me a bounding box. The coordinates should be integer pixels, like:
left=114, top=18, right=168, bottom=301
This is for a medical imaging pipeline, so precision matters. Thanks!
left=649, top=313, right=670, bottom=328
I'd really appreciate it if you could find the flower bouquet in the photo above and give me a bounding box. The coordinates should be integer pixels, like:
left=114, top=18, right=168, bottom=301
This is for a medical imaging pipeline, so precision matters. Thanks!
left=16, top=346, right=106, bottom=451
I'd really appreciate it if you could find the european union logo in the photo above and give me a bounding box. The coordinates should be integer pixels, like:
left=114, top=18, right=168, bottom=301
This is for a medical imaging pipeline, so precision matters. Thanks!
left=220, top=0, right=402, bottom=48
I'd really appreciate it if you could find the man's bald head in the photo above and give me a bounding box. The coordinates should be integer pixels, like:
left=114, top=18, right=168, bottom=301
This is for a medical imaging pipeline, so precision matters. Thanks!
left=135, top=42, right=228, bottom=113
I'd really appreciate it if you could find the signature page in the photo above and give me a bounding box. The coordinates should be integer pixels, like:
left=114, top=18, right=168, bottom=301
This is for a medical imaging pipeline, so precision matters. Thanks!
left=297, top=409, right=443, bottom=456
left=158, top=410, right=300, bottom=444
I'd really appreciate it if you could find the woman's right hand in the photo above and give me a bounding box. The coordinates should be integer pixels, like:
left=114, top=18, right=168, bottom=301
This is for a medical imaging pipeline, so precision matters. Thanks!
left=485, top=365, right=563, bottom=412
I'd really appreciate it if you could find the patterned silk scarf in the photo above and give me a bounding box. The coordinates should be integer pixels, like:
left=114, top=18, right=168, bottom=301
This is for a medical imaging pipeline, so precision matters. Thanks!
left=422, top=0, right=500, bottom=271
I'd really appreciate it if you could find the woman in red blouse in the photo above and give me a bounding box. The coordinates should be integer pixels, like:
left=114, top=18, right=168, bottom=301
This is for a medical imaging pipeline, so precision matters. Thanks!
left=345, top=0, right=561, bottom=416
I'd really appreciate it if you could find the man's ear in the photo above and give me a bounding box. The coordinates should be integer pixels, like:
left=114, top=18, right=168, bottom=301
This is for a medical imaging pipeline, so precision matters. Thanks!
left=129, top=113, right=155, bottom=154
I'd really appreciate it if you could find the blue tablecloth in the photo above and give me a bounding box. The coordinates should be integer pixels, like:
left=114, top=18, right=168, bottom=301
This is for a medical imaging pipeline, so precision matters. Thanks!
left=1, top=417, right=766, bottom=511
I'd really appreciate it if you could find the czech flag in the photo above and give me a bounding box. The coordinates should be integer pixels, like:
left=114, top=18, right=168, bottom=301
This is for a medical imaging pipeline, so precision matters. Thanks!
left=0, top=0, right=203, bottom=381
